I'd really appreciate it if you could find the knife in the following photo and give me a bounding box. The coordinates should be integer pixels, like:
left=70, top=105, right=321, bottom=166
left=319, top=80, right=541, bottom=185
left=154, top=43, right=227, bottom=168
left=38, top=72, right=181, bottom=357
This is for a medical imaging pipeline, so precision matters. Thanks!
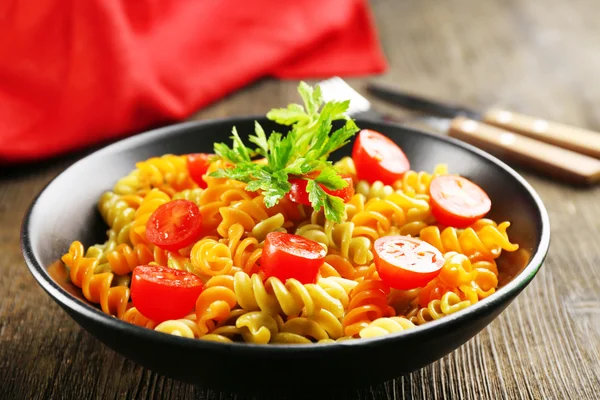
left=367, top=81, right=600, bottom=185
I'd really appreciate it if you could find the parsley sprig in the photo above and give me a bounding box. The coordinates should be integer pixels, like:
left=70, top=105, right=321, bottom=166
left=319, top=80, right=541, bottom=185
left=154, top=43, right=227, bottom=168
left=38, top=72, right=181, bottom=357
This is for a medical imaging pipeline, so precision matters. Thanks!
left=211, top=82, right=359, bottom=223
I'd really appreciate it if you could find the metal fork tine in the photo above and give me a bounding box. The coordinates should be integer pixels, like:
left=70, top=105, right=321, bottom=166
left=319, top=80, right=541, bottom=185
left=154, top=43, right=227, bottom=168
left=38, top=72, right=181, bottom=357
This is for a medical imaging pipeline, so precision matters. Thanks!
left=317, top=77, right=373, bottom=117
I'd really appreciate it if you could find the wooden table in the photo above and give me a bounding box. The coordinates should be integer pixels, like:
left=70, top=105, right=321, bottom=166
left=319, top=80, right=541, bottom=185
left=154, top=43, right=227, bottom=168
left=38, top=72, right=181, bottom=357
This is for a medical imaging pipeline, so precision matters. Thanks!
left=2, top=0, right=599, bottom=398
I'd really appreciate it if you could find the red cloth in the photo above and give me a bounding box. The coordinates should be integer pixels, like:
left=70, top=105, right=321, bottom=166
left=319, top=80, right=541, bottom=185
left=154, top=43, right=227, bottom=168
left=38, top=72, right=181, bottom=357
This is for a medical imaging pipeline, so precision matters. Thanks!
left=0, top=0, right=386, bottom=163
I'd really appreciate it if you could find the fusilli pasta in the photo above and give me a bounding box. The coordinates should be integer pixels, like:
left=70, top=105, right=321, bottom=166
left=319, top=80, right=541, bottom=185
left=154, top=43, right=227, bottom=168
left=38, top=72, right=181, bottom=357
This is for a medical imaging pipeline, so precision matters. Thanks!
left=61, top=150, right=519, bottom=345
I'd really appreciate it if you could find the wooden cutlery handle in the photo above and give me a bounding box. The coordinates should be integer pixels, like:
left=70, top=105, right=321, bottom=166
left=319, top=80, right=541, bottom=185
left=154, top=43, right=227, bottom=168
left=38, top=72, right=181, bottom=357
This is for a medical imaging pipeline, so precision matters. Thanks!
left=448, top=116, right=600, bottom=184
left=482, top=108, right=600, bottom=159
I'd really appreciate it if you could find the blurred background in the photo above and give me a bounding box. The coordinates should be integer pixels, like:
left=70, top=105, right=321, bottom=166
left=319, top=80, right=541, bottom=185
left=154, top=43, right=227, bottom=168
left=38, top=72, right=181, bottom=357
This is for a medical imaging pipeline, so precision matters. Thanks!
left=1, top=0, right=599, bottom=399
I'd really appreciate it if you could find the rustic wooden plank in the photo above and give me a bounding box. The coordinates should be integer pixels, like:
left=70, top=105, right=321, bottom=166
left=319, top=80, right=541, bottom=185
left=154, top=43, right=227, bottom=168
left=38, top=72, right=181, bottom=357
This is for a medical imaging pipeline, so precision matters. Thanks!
left=2, top=0, right=600, bottom=399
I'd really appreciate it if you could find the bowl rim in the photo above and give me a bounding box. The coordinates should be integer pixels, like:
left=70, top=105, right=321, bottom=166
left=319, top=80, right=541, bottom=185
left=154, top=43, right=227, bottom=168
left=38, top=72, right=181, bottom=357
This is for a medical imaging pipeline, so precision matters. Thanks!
left=21, top=115, right=551, bottom=353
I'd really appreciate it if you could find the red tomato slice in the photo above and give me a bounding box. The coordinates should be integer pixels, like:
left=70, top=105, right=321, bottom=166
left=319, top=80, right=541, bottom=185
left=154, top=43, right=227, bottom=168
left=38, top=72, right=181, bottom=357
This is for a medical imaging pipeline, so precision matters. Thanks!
left=145, top=200, right=203, bottom=251
left=287, top=175, right=354, bottom=205
left=286, top=179, right=311, bottom=205
left=187, top=153, right=212, bottom=188
left=261, top=232, right=326, bottom=284
left=430, top=175, right=491, bottom=228
left=325, top=175, right=355, bottom=202
left=131, top=265, right=203, bottom=322
left=374, top=236, right=444, bottom=290
left=352, top=129, right=410, bottom=185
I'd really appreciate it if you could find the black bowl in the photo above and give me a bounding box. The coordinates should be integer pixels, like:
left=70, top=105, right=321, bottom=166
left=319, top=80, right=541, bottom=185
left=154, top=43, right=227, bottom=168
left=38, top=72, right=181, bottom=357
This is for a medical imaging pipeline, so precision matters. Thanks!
left=21, top=117, right=550, bottom=393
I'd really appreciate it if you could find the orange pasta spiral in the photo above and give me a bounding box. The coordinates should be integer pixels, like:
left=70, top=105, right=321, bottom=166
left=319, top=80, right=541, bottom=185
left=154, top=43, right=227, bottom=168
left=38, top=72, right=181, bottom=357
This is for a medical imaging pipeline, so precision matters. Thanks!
left=195, top=275, right=237, bottom=335
left=222, top=223, right=262, bottom=275
left=217, top=198, right=269, bottom=238
left=105, top=243, right=155, bottom=275
left=342, top=279, right=396, bottom=337
left=61, top=241, right=129, bottom=318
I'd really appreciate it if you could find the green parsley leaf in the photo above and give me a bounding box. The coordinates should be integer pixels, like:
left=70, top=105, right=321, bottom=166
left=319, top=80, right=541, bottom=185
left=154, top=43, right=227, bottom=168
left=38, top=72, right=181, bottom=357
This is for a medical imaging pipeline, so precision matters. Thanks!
left=211, top=81, right=360, bottom=222
left=248, top=122, right=269, bottom=157
left=315, top=167, right=348, bottom=190
left=266, top=103, right=308, bottom=126
left=306, top=180, right=346, bottom=223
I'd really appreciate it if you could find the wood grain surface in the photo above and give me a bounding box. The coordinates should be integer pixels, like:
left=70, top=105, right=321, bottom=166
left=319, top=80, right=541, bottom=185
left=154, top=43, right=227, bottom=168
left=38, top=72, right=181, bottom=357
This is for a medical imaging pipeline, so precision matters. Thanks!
left=2, top=0, right=600, bottom=398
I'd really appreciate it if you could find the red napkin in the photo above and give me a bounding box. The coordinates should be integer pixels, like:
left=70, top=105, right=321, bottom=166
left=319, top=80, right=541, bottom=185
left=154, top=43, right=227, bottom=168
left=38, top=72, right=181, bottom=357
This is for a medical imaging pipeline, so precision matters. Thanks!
left=0, top=0, right=387, bottom=163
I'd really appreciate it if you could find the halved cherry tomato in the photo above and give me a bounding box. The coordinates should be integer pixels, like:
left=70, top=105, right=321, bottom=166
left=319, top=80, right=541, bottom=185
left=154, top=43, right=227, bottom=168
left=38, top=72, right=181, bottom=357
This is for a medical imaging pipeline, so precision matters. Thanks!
left=131, top=265, right=203, bottom=322
left=187, top=153, right=212, bottom=188
left=287, top=175, right=354, bottom=205
left=430, top=175, right=491, bottom=228
left=145, top=200, right=203, bottom=251
left=261, top=232, right=326, bottom=284
left=352, top=129, right=410, bottom=185
left=374, top=236, right=444, bottom=290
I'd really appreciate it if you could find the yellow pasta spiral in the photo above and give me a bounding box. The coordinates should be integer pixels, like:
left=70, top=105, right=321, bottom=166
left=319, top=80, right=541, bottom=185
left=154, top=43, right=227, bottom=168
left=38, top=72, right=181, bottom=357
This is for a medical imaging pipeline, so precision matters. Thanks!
left=120, top=306, right=156, bottom=329
left=172, top=188, right=204, bottom=206
left=221, top=223, right=262, bottom=275
left=278, top=317, right=330, bottom=342
left=351, top=198, right=406, bottom=240
left=394, top=164, right=448, bottom=196
left=251, top=213, right=286, bottom=242
left=233, top=272, right=345, bottom=319
left=356, top=180, right=395, bottom=200
left=234, top=311, right=280, bottom=344
left=195, top=275, right=237, bottom=335
left=344, top=193, right=365, bottom=221
left=411, top=292, right=471, bottom=325
left=296, top=217, right=373, bottom=267
left=197, top=180, right=249, bottom=233
left=130, top=188, right=171, bottom=245
left=359, top=316, right=416, bottom=338
left=217, top=198, right=269, bottom=238
left=419, top=221, right=519, bottom=261
left=98, top=191, right=136, bottom=246
left=190, top=238, right=234, bottom=276
left=418, top=252, right=494, bottom=307
left=113, top=169, right=150, bottom=195
left=155, top=317, right=200, bottom=338
left=135, top=154, right=196, bottom=193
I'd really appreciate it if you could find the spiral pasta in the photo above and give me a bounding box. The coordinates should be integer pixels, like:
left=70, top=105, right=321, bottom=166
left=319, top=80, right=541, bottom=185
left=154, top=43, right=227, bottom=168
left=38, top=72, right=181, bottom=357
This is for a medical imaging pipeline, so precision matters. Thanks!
left=233, top=272, right=345, bottom=318
left=411, top=292, right=472, bottom=325
left=394, top=164, right=448, bottom=196
left=172, top=188, right=205, bottom=206
left=61, top=152, right=520, bottom=345
left=130, top=189, right=171, bottom=245
left=61, top=241, right=129, bottom=318
left=419, top=221, right=519, bottom=261
left=195, top=275, right=237, bottom=335
left=342, top=279, right=396, bottom=337
left=113, top=169, right=150, bottom=195
left=359, top=316, right=416, bottom=338
left=136, top=154, right=196, bottom=194
left=98, top=191, right=136, bottom=247
left=121, top=306, right=156, bottom=329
